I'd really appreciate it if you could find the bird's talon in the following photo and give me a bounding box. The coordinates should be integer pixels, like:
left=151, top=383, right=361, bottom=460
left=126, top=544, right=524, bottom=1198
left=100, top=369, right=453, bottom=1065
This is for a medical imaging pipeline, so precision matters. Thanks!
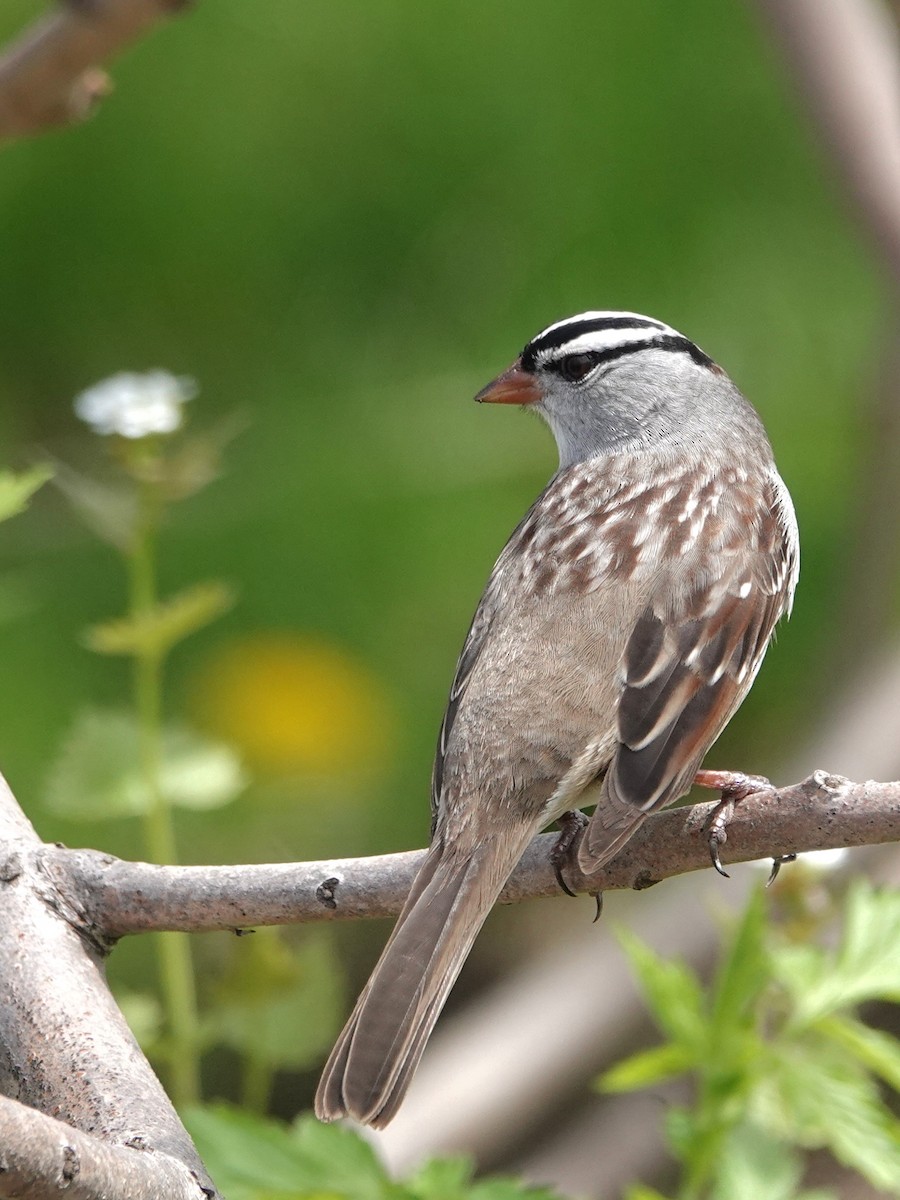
left=709, top=835, right=730, bottom=878
left=554, top=863, right=578, bottom=898
left=766, top=853, right=797, bottom=886
left=705, top=797, right=734, bottom=877
left=592, top=893, right=604, bottom=923
left=697, top=770, right=775, bottom=878
left=549, top=810, right=589, bottom=898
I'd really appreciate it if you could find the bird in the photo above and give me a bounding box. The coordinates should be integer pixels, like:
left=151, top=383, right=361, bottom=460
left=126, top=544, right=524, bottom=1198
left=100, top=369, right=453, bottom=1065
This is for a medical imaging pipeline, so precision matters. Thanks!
left=315, top=310, right=799, bottom=1128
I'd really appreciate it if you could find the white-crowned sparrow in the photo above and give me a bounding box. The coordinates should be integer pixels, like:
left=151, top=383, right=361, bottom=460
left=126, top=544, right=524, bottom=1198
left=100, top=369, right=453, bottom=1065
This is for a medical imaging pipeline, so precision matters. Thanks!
left=316, top=310, right=799, bottom=1128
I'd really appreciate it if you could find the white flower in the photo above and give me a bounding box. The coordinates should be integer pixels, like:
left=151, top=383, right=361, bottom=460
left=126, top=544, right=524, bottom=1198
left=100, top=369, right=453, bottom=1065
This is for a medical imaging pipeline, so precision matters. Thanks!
left=74, top=371, right=197, bottom=438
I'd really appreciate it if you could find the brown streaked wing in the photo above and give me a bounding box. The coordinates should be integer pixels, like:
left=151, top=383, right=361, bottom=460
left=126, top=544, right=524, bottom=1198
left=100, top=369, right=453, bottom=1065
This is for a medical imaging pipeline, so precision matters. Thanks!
left=581, top=549, right=791, bottom=870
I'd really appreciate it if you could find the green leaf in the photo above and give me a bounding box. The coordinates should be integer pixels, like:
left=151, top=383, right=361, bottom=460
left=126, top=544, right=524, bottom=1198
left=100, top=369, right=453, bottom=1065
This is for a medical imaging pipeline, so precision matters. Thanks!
left=764, top=1043, right=900, bottom=1193
left=598, top=1042, right=693, bottom=1093
left=45, top=709, right=247, bottom=819
left=623, top=1187, right=672, bottom=1200
left=407, top=1158, right=474, bottom=1200
left=287, top=1118, right=391, bottom=1200
left=615, top=926, right=707, bottom=1054
left=0, top=464, right=52, bottom=523
left=84, top=580, right=235, bottom=659
left=185, top=1106, right=562, bottom=1200
left=467, top=1180, right=560, bottom=1200
left=663, top=1105, right=695, bottom=1161
left=183, top=1105, right=351, bottom=1199
left=817, top=1013, right=900, bottom=1093
left=776, top=882, right=900, bottom=1025
left=709, top=886, right=769, bottom=1041
left=209, top=929, right=343, bottom=1071
left=711, top=1121, right=804, bottom=1200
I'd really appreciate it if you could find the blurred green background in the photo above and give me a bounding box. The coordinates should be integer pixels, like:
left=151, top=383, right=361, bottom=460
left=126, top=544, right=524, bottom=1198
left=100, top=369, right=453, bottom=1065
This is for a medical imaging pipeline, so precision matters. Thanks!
left=0, top=0, right=888, bottom=1121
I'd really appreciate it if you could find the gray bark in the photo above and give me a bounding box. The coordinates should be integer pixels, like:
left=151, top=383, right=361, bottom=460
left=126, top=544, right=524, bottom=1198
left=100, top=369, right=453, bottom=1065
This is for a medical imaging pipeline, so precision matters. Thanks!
left=0, top=777, right=218, bottom=1200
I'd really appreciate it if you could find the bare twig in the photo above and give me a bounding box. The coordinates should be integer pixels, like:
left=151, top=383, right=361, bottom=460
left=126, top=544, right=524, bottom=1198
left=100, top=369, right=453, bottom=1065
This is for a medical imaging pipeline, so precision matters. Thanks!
left=38, top=772, right=900, bottom=939
left=0, top=0, right=191, bottom=140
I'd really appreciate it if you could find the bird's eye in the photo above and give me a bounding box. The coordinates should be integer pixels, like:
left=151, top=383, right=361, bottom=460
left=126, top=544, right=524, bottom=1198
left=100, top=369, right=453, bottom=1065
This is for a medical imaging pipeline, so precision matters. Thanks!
left=555, top=352, right=601, bottom=383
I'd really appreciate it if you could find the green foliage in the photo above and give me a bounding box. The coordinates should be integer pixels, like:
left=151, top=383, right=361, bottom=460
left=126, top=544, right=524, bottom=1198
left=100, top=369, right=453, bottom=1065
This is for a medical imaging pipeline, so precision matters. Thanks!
left=206, top=929, right=344, bottom=1111
left=599, top=882, right=900, bottom=1199
left=45, top=708, right=246, bottom=818
left=774, top=884, right=900, bottom=1023
left=184, top=1106, right=561, bottom=1200
left=0, top=464, right=52, bottom=524
left=84, top=580, right=235, bottom=659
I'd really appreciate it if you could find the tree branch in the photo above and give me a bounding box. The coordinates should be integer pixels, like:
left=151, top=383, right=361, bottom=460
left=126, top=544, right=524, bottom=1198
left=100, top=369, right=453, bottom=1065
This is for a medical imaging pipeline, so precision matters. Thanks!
left=0, top=0, right=192, bottom=140
left=0, top=1094, right=207, bottom=1200
left=43, top=772, right=900, bottom=940
left=0, top=777, right=219, bottom=1199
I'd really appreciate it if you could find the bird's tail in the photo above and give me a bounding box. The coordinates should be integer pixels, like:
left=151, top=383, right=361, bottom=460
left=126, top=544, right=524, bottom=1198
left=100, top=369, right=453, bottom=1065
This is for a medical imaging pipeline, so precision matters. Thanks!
left=577, top=773, right=647, bottom=873
left=315, top=825, right=534, bottom=1128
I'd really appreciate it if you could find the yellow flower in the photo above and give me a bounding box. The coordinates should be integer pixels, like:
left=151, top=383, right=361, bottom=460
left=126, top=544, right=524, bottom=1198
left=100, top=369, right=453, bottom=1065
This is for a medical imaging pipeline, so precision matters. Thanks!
left=190, top=633, right=394, bottom=777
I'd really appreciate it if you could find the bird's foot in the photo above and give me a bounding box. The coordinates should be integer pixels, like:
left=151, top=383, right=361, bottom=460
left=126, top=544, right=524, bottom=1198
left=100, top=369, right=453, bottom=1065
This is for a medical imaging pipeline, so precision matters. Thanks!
left=549, top=816, right=607, bottom=916
left=549, top=811, right=604, bottom=920
left=550, top=810, right=589, bottom=897
left=694, top=769, right=774, bottom=878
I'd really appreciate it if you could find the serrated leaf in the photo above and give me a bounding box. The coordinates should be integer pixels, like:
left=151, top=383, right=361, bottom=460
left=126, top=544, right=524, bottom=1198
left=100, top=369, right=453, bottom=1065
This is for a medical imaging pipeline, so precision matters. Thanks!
left=765, top=1043, right=900, bottom=1193
left=45, top=709, right=247, bottom=819
left=818, top=1013, right=900, bottom=1092
left=186, top=1110, right=560, bottom=1200
left=776, top=882, right=900, bottom=1025
left=184, top=1105, right=350, bottom=1198
left=288, top=1117, right=388, bottom=1200
left=615, top=926, right=707, bottom=1053
left=84, top=580, right=235, bottom=659
left=209, top=929, right=343, bottom=1071
left=0, top=464, right=53, bottom=523
left=598, top=1042, right=693, bottom=1093
left=711, top=1121, right=803, bottom=1200
left=407, top=1157, right=474, bottom=1200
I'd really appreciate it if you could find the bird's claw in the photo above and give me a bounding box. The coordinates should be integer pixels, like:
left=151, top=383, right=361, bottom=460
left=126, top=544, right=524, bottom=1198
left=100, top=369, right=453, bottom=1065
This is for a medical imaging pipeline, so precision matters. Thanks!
left=766, top=853, right=797, bottom=886
left=695, top=770, right=773, bottom=878
left=550, top=811, right=604, bottom=918
left=550, top=809, right=589, bottom=897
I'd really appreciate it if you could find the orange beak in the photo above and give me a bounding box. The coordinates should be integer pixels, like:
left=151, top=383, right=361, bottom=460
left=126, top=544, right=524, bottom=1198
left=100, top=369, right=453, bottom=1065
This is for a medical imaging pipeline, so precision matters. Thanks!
left=474, top=359, right=541, bottom=406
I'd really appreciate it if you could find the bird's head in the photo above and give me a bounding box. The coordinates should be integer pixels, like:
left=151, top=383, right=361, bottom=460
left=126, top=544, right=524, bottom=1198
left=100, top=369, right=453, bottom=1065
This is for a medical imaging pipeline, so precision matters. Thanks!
left=475, top=311, right=751, bottom=467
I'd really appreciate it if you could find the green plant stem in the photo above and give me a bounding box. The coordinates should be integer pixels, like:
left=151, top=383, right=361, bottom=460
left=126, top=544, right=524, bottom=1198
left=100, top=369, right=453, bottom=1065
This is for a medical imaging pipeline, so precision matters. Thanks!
left=131, top=480, right=201, bottom=1107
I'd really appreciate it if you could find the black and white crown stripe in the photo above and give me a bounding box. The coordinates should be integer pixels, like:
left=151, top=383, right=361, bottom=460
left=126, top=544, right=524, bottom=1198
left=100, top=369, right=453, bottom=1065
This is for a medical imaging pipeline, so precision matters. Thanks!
left=520, top=311, right=716, bottom=374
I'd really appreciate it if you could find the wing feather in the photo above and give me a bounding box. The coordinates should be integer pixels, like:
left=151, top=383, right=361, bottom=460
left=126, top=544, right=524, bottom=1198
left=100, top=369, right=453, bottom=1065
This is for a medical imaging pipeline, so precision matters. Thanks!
left=580, top=472, right=798, bottom=870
